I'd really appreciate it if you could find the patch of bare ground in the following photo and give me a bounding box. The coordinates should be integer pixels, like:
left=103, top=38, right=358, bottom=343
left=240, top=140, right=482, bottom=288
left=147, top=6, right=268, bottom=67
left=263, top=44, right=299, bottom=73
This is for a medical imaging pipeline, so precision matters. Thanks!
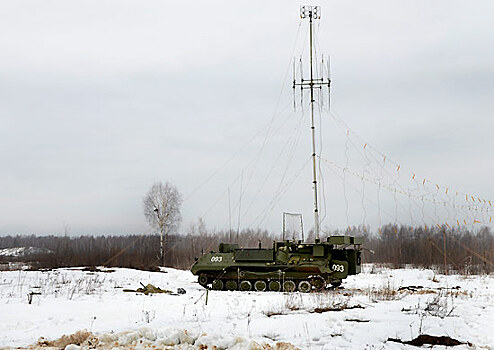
left=313, top=304, right=364, bottom=313
left=81, top=267, right=115, bottom=273
left=397, top=285, right=467, bottom=296
left=264, top=308, right=300, bottom=317
left=344, top=318, right=369, bottom=322
left=388, top=334, right=472, bottom=347
left=398, top=286, right=432, bottom=293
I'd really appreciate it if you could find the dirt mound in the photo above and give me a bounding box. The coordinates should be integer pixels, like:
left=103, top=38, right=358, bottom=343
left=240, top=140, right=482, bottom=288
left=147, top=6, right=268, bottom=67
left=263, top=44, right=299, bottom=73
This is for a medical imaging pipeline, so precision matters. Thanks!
left=36, top=330, right=94, bottom=348
left=388, top=334, right=470, bottom=347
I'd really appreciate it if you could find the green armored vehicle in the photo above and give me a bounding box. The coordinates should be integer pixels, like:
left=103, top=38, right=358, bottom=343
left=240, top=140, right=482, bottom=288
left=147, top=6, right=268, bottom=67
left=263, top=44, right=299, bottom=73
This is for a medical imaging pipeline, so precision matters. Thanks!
left=191, top=235, right=362, bottom=292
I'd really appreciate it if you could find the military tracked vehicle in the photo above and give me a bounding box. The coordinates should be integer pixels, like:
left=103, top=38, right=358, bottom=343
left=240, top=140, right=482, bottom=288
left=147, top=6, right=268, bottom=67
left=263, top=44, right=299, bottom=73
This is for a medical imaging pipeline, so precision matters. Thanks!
left=191, top=236, right=362, bottom=292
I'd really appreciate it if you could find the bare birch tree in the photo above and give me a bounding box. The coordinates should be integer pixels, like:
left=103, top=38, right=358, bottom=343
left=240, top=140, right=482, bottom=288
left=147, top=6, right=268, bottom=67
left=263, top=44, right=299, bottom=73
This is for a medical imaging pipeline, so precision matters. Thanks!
left=143, top=182, right=182, bottom=267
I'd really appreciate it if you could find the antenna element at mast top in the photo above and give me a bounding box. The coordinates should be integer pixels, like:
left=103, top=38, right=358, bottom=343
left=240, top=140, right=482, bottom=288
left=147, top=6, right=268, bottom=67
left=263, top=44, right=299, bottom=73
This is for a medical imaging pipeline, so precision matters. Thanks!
left=300, top=5, right=320, bottom=19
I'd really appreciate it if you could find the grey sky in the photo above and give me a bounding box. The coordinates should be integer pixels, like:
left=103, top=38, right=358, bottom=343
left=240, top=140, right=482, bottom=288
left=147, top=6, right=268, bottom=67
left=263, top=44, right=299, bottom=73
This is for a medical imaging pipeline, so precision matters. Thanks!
left=1, top=1, right=493, bottom=235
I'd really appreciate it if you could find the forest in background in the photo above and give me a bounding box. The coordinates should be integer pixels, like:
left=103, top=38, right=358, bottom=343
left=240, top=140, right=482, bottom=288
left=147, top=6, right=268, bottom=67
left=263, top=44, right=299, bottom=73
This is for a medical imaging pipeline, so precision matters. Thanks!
left=0, top=225, right=492, bottom=274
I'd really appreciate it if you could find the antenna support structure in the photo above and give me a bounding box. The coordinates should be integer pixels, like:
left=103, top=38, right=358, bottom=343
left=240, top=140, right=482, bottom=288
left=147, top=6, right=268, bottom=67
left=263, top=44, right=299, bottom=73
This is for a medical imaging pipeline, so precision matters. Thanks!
left=293, top=5, right=331, bottom=243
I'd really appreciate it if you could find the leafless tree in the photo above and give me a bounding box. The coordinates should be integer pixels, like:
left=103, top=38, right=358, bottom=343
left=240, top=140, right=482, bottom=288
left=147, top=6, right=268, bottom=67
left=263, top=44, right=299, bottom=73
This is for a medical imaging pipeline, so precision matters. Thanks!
left=143, top=182, right=182, bottom=267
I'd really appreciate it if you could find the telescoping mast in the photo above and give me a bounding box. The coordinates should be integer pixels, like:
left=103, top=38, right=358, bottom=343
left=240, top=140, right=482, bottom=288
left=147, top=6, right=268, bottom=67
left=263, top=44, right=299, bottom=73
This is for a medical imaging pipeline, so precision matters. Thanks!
left=293, top=5, right=330, bottom=242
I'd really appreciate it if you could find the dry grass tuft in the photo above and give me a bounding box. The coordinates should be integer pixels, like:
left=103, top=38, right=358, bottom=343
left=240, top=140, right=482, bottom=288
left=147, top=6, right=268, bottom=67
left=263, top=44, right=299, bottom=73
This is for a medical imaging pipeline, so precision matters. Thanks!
left=254, top=342, right=301, bottom=350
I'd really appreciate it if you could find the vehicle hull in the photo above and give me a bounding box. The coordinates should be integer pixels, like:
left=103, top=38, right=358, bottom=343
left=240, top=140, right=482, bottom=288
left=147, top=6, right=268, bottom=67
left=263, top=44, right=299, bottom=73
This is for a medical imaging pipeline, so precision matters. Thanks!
left=191, top=237, right=362, bottom=292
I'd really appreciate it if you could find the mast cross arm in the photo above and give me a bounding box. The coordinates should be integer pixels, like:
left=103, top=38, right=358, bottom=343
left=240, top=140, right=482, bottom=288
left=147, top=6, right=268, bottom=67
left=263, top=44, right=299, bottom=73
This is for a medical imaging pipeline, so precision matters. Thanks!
left=294, top=81, right=329, bottom=86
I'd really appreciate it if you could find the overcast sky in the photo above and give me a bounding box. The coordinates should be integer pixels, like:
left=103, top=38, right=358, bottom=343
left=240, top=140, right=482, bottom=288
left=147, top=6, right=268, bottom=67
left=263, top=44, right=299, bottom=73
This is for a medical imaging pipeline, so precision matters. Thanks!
left=1, top=0, right=493, bottom=236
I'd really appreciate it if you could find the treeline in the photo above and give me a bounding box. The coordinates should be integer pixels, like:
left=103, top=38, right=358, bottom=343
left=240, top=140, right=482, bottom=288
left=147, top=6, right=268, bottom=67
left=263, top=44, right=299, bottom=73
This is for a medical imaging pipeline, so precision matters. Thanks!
left=358, top=224, right=493, bottom=274
left=0, top=228, right=275, bottom=270
left=0, top=225, right=492, bottom=274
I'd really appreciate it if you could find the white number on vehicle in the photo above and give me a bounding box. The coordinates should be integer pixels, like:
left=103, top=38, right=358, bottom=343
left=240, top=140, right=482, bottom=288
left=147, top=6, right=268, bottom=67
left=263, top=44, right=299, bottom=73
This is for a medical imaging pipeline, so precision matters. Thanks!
left=210, top=256, right=223, bottom=262
left=331, top=263, right=344, bottom=273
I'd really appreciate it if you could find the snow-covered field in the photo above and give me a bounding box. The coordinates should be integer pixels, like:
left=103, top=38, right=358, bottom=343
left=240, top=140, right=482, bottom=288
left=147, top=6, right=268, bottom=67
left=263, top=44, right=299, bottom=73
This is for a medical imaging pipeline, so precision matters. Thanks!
left=0, top=265, right=492, bottom=349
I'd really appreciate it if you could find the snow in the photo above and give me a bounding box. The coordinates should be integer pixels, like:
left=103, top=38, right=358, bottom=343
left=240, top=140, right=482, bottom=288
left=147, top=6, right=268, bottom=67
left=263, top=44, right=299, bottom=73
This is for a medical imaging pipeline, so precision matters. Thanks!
left=0, top=247, right=53, bottom=258
left=0, top=265, right=492, bottom=349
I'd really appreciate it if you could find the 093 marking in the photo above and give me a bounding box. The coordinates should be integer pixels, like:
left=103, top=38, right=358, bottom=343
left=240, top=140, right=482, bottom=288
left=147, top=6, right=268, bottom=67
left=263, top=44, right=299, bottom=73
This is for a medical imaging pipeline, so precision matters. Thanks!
left=331, top=263, right=344, bottom=273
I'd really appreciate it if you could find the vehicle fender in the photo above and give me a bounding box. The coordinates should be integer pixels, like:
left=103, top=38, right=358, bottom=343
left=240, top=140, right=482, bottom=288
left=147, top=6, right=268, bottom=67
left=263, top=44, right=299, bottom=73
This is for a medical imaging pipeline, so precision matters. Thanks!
left=191, top=252, right=232, bottom=275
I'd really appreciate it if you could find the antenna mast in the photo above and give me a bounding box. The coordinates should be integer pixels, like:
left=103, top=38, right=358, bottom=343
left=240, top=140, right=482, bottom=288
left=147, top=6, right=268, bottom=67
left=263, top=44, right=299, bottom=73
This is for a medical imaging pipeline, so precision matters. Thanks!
left=293, top=5, right=330, bottom=242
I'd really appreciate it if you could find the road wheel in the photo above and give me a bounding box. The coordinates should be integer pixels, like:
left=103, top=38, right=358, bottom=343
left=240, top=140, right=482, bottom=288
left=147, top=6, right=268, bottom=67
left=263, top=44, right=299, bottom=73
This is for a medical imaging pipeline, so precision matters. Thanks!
left=212, top=279, right=224, bottom=290
left=298, top=280, right=311, bottom=293
left=310, top=276, right=326, bottom=291
left=283, top=280, right=296, bottom=292
left=225, top=280, right=237, bottom=291
left=254, top=280, right=267, bottom=292
left=268, top=280, right=281, bottom=292
left=239, top=280, right=252, bottom=291
left=198, top=274, right=209, bottom=287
